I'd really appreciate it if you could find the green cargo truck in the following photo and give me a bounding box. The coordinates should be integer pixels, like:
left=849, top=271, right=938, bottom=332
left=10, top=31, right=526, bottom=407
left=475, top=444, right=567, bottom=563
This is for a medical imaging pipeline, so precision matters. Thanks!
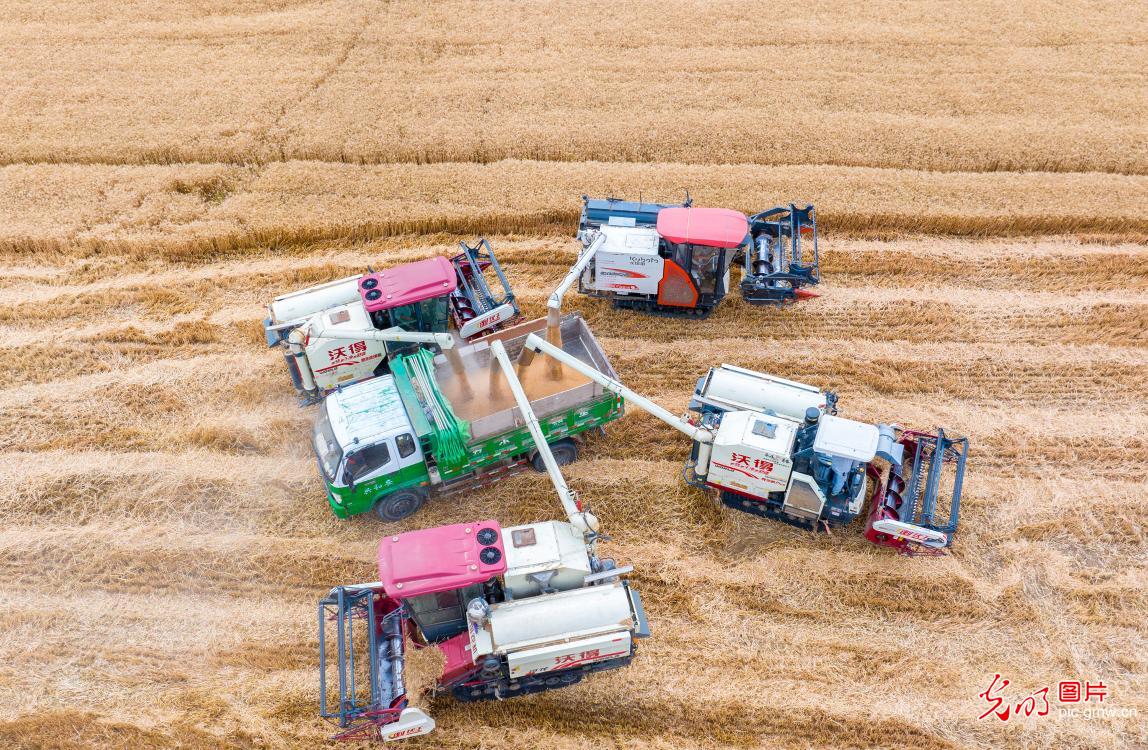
left=312, top=314, right=623, bottom=521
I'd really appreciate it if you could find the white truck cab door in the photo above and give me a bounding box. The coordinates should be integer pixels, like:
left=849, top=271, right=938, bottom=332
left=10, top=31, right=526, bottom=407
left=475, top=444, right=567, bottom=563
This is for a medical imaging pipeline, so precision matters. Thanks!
left=341, top=432, right=424, bottom=486
left=393, top=432, right=424, bottom=470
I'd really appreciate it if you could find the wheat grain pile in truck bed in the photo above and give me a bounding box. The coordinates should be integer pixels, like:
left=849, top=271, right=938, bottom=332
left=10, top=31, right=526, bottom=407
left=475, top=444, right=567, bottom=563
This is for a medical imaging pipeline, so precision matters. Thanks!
left=0, top=0, right=1145, bottom=748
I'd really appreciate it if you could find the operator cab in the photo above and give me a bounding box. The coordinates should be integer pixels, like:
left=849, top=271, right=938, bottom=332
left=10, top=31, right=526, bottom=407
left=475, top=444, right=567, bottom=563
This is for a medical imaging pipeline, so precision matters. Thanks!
left=377, top=521, right=508, bottom=642
left=653, top=206, right=747, bottom=309
left=359, top=256, right=457, bottom=344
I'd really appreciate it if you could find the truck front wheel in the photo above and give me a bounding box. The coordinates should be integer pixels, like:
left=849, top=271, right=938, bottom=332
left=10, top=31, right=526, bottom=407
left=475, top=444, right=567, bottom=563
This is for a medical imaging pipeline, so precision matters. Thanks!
left=532, top=439, right=578, bottom=471
left=374, top=489, right=426, bottom=522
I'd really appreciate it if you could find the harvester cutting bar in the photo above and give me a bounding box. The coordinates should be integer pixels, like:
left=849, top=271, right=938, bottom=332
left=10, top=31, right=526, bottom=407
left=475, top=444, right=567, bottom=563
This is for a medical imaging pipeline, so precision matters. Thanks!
left=741, top=204, right=820, bottom=304
left=905, top=429, right=966, bottom=534
left=319, top=586, right=405, bottom=731
left=865, top=429, right=968, bottom=553
left=452, top=238, right=515, bottom=315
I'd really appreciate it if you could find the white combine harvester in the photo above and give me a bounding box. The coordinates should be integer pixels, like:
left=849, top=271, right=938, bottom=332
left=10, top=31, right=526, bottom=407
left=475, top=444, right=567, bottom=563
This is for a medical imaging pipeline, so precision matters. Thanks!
left=264, top=240, right=520, bottom=401
left=517, top=335, right=968, bottom=554
left=319, top=340, right=649, bottom=741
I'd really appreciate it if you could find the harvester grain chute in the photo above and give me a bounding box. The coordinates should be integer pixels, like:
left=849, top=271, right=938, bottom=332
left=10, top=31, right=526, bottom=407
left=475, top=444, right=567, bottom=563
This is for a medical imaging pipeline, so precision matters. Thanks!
left=263, top=239, right=521, bottom=400
left=319, top=339, right=648, bottom=741
left=517, top=336, right=969, bottom=553
left=571, top=195, right=820, bottom=316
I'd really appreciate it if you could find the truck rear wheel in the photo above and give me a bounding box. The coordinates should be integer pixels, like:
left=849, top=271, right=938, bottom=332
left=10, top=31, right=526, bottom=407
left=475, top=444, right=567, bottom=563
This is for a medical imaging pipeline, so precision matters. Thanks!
left=532, top=439, right=578, bottom=471
left=374, top=489, right=426, bottom=522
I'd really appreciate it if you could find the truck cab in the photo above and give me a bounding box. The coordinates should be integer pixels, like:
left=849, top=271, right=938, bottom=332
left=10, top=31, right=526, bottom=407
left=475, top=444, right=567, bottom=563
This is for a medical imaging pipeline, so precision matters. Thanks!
left=314, top=376, right=431, bottom=519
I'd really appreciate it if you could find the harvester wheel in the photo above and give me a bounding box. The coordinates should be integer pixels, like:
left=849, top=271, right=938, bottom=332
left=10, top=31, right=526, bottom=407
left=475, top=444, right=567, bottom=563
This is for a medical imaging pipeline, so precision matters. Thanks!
left=532, top=439, right=578, bottom=472
left=374, top=489, right=426, bottom=522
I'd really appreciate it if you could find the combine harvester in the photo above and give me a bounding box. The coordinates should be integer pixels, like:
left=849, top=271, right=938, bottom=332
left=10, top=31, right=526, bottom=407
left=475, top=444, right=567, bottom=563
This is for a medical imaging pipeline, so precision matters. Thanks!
left=319, top=339, right=649, bottom=741
left=568, top=195, right=820, bottom=316
left=518, top=336, right=969, bottom=554
left=264, top=239, right=520, bottom=400
left=311, top=314, right=622, bottom=521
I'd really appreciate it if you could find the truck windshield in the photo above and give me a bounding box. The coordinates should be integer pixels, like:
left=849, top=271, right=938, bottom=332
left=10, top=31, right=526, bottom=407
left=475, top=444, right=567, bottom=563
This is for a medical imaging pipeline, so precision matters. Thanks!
left=313, top=406, right=343, bottom=482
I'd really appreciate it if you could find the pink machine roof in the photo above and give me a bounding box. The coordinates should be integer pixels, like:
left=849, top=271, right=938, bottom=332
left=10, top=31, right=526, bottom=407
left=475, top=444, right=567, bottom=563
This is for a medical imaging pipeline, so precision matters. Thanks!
left=656, top=207, right=749, bottom=249
left=359, top=256, right=458, bottom=313
left=377, top=520, right=507, bottom=599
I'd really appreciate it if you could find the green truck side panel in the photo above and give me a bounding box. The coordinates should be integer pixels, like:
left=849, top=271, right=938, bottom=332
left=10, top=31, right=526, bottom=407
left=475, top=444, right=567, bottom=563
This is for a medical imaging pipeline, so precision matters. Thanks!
left=326, top=460, right=432, bottom=518
left=326, top=393, right=623, bottom=518
left=440, top=392, right=623, bottom=479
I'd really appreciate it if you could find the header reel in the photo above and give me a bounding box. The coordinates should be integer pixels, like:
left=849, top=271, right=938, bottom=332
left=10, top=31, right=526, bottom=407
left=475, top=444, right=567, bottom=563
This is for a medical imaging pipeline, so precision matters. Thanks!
left=865, top=429, right=968, bottom=555
left=740, top=204, right=821, bottom=305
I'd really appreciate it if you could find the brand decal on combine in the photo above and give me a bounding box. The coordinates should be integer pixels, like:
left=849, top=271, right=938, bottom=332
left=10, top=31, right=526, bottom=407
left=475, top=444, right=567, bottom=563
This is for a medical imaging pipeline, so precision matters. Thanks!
left=315, top=340, right=382, bottom=374
left=471, top=312, right=503, bottom=329
left=523, top=648, right=629, bottom=676
left=600, top=267, right=649, bottom=279
left=386, top=726, right=426, bottom=739
left=715, top=453, right=778, bottom=478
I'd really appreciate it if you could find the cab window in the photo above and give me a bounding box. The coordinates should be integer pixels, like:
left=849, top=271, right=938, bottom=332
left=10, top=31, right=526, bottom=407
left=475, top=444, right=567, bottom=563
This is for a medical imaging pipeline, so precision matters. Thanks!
left=396, top=433, right=416, bottom=458
left=405, top=583, right=485, bottom=641
left=389, top=303, right=418, bottom=331
left=343, top=442, right=392, bottom=483
left=417, top=296, right=450, bottom=332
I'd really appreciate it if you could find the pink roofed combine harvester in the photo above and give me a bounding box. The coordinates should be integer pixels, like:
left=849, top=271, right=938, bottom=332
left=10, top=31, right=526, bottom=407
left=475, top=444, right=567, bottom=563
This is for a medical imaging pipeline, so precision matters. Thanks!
left=319, top=340, right=648, bottom=741
left=264, top=239, right=520, bottom=401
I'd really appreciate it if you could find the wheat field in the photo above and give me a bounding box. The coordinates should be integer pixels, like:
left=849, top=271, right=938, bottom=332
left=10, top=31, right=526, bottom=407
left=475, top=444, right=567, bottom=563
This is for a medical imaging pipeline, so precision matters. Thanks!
left=1, top=1, right=1146, bottom=748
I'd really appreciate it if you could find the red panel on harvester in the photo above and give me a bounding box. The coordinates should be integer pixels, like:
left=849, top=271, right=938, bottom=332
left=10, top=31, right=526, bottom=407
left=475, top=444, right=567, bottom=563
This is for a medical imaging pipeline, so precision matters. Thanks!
left=377, top=520, right=507, bottom=598
left=436, top=631, right=478, bottom=685
left=657, top=260, right=699, bottom=307
left=656, top=207, right=748, bottom=248
left=359, top=256, right=458, bottom=312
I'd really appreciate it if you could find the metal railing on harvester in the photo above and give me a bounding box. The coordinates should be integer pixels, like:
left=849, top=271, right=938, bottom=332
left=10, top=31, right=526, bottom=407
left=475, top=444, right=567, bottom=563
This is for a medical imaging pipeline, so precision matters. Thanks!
left=319, top=586, right=407, bottom=740
left=740, top=204, right=820, bottom=304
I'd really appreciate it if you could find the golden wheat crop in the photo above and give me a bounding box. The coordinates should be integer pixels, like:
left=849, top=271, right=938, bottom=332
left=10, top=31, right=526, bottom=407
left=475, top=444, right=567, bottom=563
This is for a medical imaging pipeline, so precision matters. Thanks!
left=2, top=0, right=1146, bottom=173
left=0, top=1, right=1145, bottom=749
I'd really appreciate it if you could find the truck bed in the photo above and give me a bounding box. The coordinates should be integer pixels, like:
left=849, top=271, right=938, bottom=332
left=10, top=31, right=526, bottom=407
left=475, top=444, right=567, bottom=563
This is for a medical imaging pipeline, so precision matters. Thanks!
left=434, top=314, right=618, bottom=442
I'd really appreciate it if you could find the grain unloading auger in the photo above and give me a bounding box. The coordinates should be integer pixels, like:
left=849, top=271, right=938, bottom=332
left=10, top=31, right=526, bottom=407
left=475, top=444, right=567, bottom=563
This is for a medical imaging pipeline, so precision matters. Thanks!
left=569, top=195, right=819, bottom=316
left=518, top=336, right=969, bottom=554
left=264, top=239, right=520, bottom=400
left=318, top=339, right=648, bottom=741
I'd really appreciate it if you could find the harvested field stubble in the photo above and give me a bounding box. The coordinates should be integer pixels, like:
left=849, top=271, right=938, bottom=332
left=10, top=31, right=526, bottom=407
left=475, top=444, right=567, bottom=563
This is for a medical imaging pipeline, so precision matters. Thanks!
left=0, top=1, right=1146, bottom=749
